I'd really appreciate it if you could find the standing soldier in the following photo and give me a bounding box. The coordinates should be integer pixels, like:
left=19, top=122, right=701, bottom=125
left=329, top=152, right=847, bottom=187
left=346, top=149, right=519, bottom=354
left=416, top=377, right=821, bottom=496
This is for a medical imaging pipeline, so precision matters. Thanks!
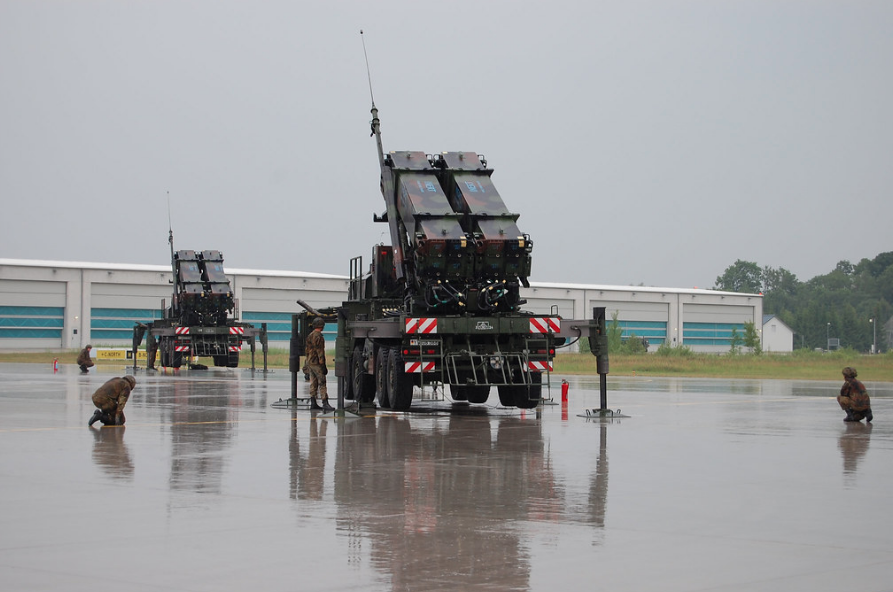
left=77, top=344, right=94, bottom=374
left=838, top=366, right=873, bottom=423
left=134, top=323, right=159, bottom=370
left=305, top=317, right=333, bottom=411
left=88, top=376, right=136, bottom=426
left=146, top=334, right=159, bottom=371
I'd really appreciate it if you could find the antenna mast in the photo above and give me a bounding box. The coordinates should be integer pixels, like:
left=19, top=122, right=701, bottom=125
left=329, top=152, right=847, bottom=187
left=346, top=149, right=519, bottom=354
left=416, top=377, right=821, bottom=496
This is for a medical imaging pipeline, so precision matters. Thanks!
left=167, top=191, right=176, bottom=270
left=167, top=191, right=178, bottom=314
left=361, top=30, right=385, bottom=166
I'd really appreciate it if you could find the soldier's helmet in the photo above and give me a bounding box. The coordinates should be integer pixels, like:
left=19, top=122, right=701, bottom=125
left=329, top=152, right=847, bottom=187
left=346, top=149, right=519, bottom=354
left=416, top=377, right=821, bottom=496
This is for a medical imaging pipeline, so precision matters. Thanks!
left=312, top=317, right=325, bottom=328
left=842, top=367, right=857, bottom=378
left=123, top=375, right=137, bottom=389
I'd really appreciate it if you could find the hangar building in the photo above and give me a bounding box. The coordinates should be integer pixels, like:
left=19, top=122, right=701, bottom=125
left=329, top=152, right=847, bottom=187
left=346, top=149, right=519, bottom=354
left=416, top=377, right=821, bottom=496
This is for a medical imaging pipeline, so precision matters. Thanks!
left=0, top=259, right=766, bottom=354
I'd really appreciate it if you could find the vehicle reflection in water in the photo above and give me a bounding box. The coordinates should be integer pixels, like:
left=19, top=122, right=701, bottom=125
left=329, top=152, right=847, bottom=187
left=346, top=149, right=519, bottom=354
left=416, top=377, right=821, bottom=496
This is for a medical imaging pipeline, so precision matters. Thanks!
left=838, top=422, right=872, bottom=486
left=166, top=376, right=242, bottom=494
left=290, top=409, right=328, bottom=501
left=280, top=408, right=612, bottom=590
left=589, top=422, right=609, bottom=530
left=90, top=425, right=133, bottom=480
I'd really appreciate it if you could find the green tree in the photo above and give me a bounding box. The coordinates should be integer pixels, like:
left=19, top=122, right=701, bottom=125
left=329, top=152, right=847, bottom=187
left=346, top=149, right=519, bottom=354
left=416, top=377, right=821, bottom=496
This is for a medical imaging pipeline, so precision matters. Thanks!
left=715, top=252, right=893, bottom=352
left=762, top=266, right=800, bottom=318
left=743, top=320, right=762, bottom=355
left=607, top=310, right=623, bottom=353
left=715, top=260, right=762, bottom=293
left=623, top=332, right=647, bottom=355
left=729, top=327, right=743, bottom=355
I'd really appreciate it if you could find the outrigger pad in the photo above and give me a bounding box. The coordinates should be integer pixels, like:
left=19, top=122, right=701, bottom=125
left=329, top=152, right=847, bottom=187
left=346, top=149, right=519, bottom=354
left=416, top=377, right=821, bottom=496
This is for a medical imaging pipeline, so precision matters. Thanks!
left=271, top=397, right=311, bottom=409
left=577, top=408, right=629, bottom=419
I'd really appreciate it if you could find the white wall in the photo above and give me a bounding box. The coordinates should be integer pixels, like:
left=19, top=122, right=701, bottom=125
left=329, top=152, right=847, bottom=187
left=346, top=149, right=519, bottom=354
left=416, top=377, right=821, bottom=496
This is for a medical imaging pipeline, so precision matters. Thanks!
left=762, top=317, right=794, bottom=352
left=1, top=259, right=763, bottom=353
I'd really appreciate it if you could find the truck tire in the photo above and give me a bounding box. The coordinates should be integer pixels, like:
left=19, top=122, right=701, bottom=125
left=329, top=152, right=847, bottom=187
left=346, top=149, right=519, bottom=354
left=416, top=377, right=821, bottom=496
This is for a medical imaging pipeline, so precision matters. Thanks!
left=351, top=347, right=375, bottom=403
left=160, top=341, right=183, bottom=368
left=513, top=373, right=542, bottom=409
left=449, top=385, right=468, bottom=401
left=465, top=385, right=490, bottom=404
left=375, top=348, right=391, bottom=409
left=497, top=385, right=516, bottom=407
left=387, top=349, right=413, bottom=411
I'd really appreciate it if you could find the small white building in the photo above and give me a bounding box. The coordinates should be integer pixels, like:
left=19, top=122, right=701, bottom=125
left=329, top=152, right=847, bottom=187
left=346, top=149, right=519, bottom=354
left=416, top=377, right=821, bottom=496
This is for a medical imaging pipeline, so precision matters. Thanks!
left=762, top=314, right=794, bottom=353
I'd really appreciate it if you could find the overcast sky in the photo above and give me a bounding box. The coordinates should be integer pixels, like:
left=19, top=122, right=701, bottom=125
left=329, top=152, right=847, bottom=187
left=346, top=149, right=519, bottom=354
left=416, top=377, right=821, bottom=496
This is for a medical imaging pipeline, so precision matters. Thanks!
left=2, top=1, right=891, bottom=289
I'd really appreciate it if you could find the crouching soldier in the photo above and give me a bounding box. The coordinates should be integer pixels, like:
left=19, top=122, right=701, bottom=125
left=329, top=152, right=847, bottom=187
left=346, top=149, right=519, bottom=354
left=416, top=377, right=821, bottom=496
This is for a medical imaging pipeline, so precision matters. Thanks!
left=77, top=344, right=94, bottom=374
left=88, top=375, right=136, bottom=426
left=838, top=366, right=873, bottom=423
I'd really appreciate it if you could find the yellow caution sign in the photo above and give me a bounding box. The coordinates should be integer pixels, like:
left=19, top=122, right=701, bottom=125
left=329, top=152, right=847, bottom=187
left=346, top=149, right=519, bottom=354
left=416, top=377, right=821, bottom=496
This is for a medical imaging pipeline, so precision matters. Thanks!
left=95, top=349, right=147, bottom=360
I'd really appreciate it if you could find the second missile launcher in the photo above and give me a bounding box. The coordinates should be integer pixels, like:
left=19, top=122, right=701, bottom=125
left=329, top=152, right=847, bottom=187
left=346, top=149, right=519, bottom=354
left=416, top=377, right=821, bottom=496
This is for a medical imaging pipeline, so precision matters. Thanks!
left=131, top=238, right=267, bottom=371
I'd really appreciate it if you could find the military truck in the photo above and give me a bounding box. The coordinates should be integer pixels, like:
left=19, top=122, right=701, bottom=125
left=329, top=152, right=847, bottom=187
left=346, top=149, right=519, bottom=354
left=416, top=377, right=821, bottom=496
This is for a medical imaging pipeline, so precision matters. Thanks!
left=293, top=103, right=606, bottom=410
left=132, top=236, right=267, bottom=370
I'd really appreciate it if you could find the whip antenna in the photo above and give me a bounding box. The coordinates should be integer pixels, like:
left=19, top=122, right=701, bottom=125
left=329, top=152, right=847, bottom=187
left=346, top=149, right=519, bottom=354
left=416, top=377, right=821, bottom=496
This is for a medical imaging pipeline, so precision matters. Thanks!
left=167, top=191, right=176, bottom=300
left=361, top=30, right=386, bottom=166
left=167, top=191, right=173, bottom=240
left=167, top=191, right=174, bottom=253
left=360, top=29, right=376, bottom=108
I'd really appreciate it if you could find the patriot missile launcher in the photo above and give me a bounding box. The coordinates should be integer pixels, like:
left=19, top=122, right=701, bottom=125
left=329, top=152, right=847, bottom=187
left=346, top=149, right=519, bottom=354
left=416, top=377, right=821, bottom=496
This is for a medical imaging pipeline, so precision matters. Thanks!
left=292, top=100, right=606, bottom=411
left=131, top=234, right=268, bottom=371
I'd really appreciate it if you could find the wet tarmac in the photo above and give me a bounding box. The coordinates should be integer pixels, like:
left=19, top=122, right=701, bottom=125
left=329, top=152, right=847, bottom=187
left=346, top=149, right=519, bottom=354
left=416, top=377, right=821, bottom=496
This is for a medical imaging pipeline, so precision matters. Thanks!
left=2, top=363, right=892, bottom=592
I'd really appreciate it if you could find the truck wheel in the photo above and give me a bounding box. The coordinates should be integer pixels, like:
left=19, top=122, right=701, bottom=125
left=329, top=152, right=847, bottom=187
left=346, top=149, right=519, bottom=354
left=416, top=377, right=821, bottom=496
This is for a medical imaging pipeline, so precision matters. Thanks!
left=465, top=386, right=490, bottom=404
left=513, top=373, right=542, bottom=409
left=226, top=352, right=239, bottom=368
left=375, top=348, right=391, bottom=409
left=351, top=347, right=375, bottom=403
left=497, top=385, right=516, bottom=407
left=449, top=385, right=468, bottom=401
left=387, top=349, right=413, bottom=411
left=161, top=343, right=183, bottom=368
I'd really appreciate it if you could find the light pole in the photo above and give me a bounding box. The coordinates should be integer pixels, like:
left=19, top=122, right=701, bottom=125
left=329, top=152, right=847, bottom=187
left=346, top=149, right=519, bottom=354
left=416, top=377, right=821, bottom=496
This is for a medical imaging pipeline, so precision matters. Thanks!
left=826, top=322, right=831, bottom=351
left=870, top=318, right=877, bottom=354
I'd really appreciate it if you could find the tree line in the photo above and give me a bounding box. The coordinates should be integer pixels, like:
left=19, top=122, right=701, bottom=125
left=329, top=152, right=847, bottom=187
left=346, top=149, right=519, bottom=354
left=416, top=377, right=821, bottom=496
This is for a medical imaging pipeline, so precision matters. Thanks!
left=714, top=252, right=893, bottom=353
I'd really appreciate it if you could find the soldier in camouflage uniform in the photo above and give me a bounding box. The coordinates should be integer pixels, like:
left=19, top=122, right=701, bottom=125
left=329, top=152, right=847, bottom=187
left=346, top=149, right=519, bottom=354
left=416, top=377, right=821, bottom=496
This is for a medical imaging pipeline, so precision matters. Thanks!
left=134, top=323, right=158, bottom=370
left=77, top=344, right=94, bottom=374
left=838, top=366, right=873, bottom=423
left=88, top=375, right=136, bottom=426
left=305, top=317, right=333, bottom=411
left=146, top=334, right=159, bottom=370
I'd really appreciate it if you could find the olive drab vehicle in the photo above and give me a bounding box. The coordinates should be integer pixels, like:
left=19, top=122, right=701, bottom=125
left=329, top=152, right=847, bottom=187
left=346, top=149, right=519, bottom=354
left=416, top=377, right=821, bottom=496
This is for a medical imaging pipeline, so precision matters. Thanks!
left=292, top=98, right=608, bottom=410
left=131, top=232, right=268, bottom=371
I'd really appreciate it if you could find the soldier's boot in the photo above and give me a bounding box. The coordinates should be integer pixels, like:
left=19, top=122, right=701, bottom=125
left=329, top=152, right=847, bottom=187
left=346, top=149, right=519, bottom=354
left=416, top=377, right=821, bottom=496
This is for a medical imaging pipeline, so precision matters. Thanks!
left=865, top=409, right=873, bottom=423
left=88, top=409, right=103, bottom=427
left=844, top=410, right=856, bottom=422
left=310, top=397, right=322, bottom=410
left=322, top=398, right=334, bottom=411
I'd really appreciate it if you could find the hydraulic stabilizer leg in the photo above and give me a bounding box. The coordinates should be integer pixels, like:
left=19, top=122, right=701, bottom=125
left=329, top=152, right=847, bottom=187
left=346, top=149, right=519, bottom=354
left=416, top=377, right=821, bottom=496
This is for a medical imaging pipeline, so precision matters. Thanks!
left=593, top=307, right=610, bottom=412
left=581, top=307, right=624, bottom=419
